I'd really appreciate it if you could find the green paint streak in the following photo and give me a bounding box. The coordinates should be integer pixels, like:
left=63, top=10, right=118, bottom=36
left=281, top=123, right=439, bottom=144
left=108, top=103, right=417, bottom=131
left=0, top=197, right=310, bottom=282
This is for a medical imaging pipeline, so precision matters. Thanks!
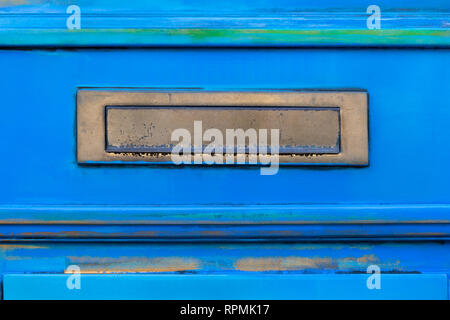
left=0, top=29, right=449, bottom=46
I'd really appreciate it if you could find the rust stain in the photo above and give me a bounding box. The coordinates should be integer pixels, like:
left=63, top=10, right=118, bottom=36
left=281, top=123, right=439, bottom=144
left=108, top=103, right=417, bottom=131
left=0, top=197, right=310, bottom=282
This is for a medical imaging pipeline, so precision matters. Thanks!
left=233, top=254, right=400, bottom=272
left=66, top=256, right=201, bottom=273
left=130, top=231, right=156, bottom=236
left=403, top=232, right=446, bottom=236
left=5, top=255, right=32, bottom=261
left=198, top=230, right=226, bottom=236
left=345, top=254, right=378, bottom=263
left=341, top=254, right=379, bottom=264
left=0, top=244, right=48, bottom=251
left=0, top=0, right=42, bottom=7
left=18, top=231, right=102, bottom=237
left=234, top=256, right=336, bottom=271
left=337, top=254, right=402, bottom=271
left=217, top=244, right=374, bottom=251
left=1, top=218, right=449, bottom=225
left=17, top=230, right=227, bottom=238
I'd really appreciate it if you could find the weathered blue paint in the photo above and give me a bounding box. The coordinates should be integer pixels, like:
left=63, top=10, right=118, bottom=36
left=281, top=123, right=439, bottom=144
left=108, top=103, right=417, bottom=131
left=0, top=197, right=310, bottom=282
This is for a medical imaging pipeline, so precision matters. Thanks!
left=0, top=0, right=449, bottom=300
left=1, top=0, right=448, bottom=30
left=1, top=241, right=450, bottom=299
left=1, top=49, right=449, bottom=207
left=1, top=219, right=450, bottom=241
left=3, top=274, right=448, bottom=300
left=2, top=241, right=450, bottom=272
left=0, top=29, right=449, bottom=47
left=0, top=0, right=448, bottom=46
left=3, top=242, right=450, bottom=274
left=1, top=204, right=450, bottom=223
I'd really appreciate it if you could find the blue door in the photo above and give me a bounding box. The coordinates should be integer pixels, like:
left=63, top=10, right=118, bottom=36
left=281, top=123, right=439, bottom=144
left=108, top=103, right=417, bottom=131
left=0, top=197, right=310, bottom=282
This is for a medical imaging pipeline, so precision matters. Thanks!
left=0, top=0, right=449, bottom=300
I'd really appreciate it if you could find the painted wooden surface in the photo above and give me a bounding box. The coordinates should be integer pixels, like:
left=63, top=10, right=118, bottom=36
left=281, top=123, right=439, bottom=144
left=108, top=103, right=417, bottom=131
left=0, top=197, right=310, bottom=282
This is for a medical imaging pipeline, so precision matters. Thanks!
left=0, top=0, right=448, bottom=46
left=0, top=48, right=449, bottom=239
left=0, top=29, right=449, bottom=47
left=2, top=242, right=450, bottom=274
left=1, top=242, right=450, bottom=299
left=0, top=0, right=449, bottom=300
left=1, top=48, right=449, bottom=205
left=1, top=204, right=450, bottom=224
left=4, top=274, right=447, bottom=300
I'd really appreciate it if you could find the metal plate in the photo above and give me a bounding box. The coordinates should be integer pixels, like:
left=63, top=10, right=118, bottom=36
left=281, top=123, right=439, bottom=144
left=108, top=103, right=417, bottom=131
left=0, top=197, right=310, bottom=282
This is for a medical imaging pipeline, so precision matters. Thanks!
left=105, top=106, right=340, bottom=154
left=77, top=90, right=368, bottom=165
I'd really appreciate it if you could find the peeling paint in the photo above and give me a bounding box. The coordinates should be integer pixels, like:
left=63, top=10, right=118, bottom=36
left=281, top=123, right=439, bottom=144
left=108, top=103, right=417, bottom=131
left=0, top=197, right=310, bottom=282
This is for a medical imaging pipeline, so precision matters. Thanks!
left=67, top=256, right=201, bottom=273
left=234, top=256, right=337, bottom=271
left=0, top=244, right=48, bottom=251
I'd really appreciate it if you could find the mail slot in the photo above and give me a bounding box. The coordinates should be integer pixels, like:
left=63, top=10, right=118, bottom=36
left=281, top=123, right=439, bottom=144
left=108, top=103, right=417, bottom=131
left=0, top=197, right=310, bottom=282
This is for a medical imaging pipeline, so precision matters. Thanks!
left=105, top=106, right=341, bottom=154
left=77, top=90, right=368, bottom=165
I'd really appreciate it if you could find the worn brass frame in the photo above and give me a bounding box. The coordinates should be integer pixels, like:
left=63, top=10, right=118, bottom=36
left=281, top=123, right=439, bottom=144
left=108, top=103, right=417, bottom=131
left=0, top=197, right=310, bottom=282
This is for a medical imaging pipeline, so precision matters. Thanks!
left=77, top=90, right=368, bottom=165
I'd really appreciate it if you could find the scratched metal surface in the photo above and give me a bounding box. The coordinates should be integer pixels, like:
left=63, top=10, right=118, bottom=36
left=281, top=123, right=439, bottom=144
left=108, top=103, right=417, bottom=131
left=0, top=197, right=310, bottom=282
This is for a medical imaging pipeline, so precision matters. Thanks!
left=77, top=90, right=368, bottom=165
left=105, top=106, right=340, bottom=154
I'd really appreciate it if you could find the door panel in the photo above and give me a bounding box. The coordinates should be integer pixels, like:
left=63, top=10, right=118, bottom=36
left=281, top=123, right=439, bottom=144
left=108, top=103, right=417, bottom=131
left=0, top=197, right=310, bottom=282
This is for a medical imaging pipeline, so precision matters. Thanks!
left=3, top=274, right=448, bottom=300
left=1, top=48, right=449, bottom=206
